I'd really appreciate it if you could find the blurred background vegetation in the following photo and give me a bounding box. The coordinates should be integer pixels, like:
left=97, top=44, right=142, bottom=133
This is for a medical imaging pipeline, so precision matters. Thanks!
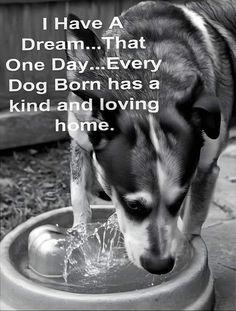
left=0, top=141, right=71, bottom=239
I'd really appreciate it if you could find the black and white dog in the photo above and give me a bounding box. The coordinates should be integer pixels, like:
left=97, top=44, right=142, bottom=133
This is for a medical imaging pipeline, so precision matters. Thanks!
left=66, top=0, right=236, bottom=274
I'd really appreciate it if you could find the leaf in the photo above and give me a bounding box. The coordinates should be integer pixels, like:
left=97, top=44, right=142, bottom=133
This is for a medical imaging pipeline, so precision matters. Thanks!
left=42, top=182, right=55, bottom=188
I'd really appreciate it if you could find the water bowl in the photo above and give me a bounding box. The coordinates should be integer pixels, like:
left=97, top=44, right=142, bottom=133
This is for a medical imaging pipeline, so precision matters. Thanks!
left=0, top=206, right=215, bottom=310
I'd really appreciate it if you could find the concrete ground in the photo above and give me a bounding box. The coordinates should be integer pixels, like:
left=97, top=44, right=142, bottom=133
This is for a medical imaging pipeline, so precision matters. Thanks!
left=202, top=140, right=236, bottom=310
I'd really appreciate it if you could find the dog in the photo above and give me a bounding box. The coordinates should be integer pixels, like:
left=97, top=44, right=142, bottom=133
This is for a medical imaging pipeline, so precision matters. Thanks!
left=66, top=0, right=236, bottom=274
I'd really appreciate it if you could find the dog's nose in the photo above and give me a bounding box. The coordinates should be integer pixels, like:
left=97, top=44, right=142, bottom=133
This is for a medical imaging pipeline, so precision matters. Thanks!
left=140, top=254, right=175, bottom=275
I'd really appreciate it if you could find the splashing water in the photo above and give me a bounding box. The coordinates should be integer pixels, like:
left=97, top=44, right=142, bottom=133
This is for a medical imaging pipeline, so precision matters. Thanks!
left=61, top=213, right=129, bottom=283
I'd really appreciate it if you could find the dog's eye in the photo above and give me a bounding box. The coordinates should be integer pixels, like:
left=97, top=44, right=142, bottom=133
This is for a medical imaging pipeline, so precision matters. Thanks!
left=125, top=200, right=151, bottom=220
left=126, top=200, right=145, bottom=211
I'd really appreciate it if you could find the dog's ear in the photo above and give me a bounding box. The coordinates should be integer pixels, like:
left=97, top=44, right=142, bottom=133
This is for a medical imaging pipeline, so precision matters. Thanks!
left=177, top=77, right=221, bottom=139
left=73, top=89, right=137, bottom=149
left=72, top=88, right=121, bottom=145
left=192, top=94, right=221, bottom=139
left=66, top=14, right=105, bottom=64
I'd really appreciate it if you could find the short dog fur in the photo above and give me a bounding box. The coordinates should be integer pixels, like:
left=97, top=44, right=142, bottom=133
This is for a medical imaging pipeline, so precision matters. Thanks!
left=66, top=0, right=236, bottom=274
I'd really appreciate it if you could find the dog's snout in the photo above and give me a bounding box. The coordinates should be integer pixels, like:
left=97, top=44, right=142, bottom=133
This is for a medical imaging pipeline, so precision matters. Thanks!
left=140, top=254, right=175, bottom=275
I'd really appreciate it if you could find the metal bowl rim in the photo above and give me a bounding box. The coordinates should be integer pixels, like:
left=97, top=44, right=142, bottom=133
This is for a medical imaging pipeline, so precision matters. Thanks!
left=0, top=206, right=209, bottom=300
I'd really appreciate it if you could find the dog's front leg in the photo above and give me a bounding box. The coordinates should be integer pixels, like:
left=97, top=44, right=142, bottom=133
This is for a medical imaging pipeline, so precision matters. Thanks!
left=70, top=139, right=94, bottom=226
left=182, top=164, right=220, bottom=236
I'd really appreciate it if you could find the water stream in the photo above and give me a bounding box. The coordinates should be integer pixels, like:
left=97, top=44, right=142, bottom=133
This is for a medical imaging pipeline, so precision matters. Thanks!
left=61, top=213, right=128, bottom=283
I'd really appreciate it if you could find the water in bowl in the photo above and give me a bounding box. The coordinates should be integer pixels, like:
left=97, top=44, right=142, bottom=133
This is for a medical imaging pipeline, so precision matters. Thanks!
left=61, top=213, right=128, bottom=283
left=26, top=213, right=192, bottom=294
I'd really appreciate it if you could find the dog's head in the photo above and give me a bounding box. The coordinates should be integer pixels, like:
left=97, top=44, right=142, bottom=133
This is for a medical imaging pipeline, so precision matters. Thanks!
left=66, top=14, right=221, bottom=274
